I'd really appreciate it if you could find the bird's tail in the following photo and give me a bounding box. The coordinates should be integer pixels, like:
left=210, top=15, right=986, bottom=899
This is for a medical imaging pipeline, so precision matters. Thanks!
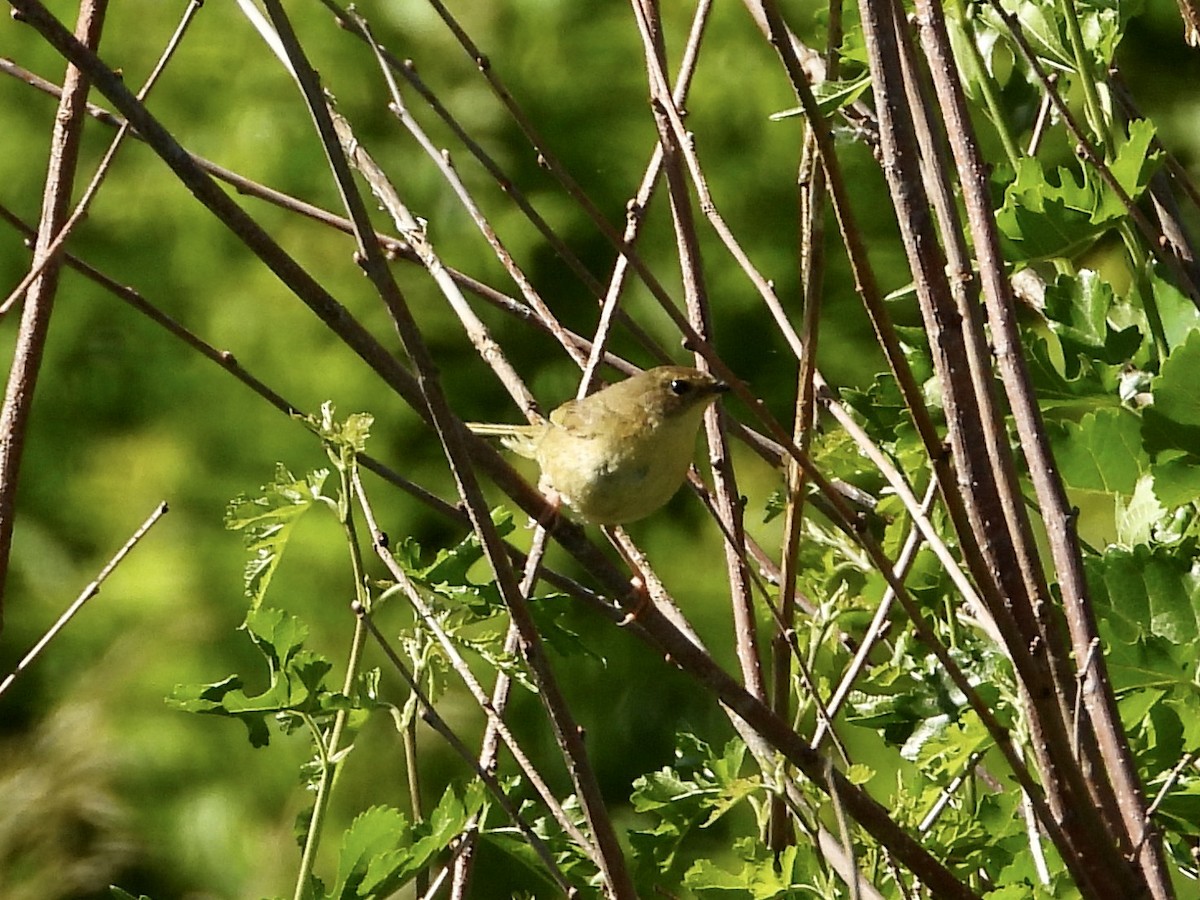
left=465, top=421, right=541, bottom=458
left=465, top=422, right=535, bottom=437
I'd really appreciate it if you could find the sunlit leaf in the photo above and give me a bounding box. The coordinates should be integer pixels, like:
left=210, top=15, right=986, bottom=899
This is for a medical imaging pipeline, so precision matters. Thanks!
left=225, top=464, right=330, bottom=610
left=1050, top=408, right=1145, bottom=495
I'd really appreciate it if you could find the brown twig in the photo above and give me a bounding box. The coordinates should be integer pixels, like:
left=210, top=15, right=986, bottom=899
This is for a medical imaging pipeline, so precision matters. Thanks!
left=252, top=1, right=637, bottom=892
left=628, top=0, right=766, bottom=702
left=862, top=2, right=1135, bottom=893
left=448, top=525, right=549, bottom=898
left=352, top=599, right=577, bottom=895
left=0, top=0, right=202, bottom=316
left=0, top=501, right=168, bottom=699
left=919, top=3, right=1173, bottom=894
left=0, top=0, right=109, bottom=633
left=349, top=472, right=593, bottom=859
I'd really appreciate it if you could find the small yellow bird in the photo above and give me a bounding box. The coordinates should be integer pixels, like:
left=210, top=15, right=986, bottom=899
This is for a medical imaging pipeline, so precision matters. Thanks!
left=469, top=366, right=729, bottom=524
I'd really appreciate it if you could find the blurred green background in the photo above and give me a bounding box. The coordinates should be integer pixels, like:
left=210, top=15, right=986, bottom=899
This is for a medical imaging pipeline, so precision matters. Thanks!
left=0, top=0, right=1197, bottom=896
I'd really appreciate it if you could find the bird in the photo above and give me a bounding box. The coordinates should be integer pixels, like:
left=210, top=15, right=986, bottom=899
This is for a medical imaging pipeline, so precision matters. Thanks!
left=469, top=366, right=729, bottom=525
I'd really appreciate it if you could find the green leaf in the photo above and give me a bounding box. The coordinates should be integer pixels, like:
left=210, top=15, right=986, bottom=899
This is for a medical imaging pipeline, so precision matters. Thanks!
left=332, top=806, right=412, bottom=899
left=405, top=507, right=515, bottom=587
left=1109, top=119, right=1160, bottom=201
left=1150, top=268, right=1200, bottom=351
left=1050, top=408, right=1145, bottom=495
left=1087, top=542, right=1200, bottom=648
left=527, top=594, right=603, bottom=663
left=843, top=763, right=874, bottom=786
left=1115, top=475, right=1170, bottom=546
left=770, top=72, right=872, bottom=120
left=985, top=0, right=1132, bottom=74
left=1041, top=271, right=1141, bottom=373
left=167, top=674, right=271, bottom=748
left=305, top=401, right=374, bottom=455
left=684, top=837, right=815, bottom=898
left=1025, top=335, right=1123, bottom=412
left=996, top=122, right=1159, bottom=261
left=225, top=464, right=330, bottom=609
left=1144, top=332, right=1200, bottom=507
left=329, top=785, right=486, bottom=899
left=166, top=608, right=338, bottom=747
left=912, top=712, right=993, bottom=782
left=1143, top=330, right=1200, bottom=456
left=1151, top=451, right=1200, bottom=508
left=630, top=735, right=760, bottom=880
left=996, top=159, right=1112, bottom=260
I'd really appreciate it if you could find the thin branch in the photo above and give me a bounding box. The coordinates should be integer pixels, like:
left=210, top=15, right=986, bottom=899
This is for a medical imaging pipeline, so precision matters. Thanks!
left=810, top=478, right=936, bottom=751
left=353, top=601, right=577, bottom=896
left=628, top=0, right=765, bottom=701
left=0, top=502, right=168, bottom=699
left=0, top=0, right=110, bottom=632
left=862, top=2, right=1134, bottom=892
left=449, top=525, right=549, bottom=898
left=248, top=4, right=637, bottom=892
left=349, top=472, right=595, bottom=860
left=920, top=3, right=1173, bottom=893
left=0, top=0, right=202, bottom=316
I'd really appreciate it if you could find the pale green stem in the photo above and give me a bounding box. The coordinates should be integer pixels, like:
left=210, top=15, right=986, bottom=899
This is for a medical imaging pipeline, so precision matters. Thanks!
left=293, top=450, right=371, bottom=900
left=961, top=9, right=1021, bottom=167
left=1057, top=0, right=1111, bottom=152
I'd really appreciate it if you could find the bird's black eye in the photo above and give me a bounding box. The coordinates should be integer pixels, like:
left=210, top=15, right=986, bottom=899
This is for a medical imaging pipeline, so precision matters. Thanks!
left=669, top=378, right=691, bottom=396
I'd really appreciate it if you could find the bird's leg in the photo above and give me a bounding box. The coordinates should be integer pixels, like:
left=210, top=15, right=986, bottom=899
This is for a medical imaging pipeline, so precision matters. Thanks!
left=529, top=477, right=564, bottom=530
left=605, top=527, right=655, bottom=624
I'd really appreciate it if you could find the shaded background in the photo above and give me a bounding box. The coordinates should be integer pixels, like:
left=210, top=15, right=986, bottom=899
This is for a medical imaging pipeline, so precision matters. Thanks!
left=0, top=0, right=1198, bottom=896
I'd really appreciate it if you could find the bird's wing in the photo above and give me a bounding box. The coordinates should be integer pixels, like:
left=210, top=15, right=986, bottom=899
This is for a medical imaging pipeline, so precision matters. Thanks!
left=548, top=397, right=614, bottom=438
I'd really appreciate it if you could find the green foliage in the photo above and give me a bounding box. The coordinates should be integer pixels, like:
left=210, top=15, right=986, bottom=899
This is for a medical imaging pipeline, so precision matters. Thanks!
left=770, top=72, right=873, bottom=121
left=1051, top=408, right=1144, bottom=495
left=6, top=0, right=1200, bottom=897
left=166, top=407, right=611, bottom=895
left=683, top=837, right=822, bottom=898
left=168, top=410, right=515, bottom=895
left=629, top=734, right=761, bottom=887
left=225, top=465, right=332, bottom=611
left=167, top=607, right=343, bottom=748
left=1042, top=271, right=1142, bottom=372
left=996, top=120, right=1159, bottom=260
left=325, top=785, right=486, bottom=900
